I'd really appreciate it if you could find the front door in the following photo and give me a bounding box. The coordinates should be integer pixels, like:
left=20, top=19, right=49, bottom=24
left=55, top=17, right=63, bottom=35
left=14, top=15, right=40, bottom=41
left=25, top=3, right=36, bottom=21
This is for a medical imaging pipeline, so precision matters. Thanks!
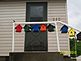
left=25, top=2, right=47, bottom=51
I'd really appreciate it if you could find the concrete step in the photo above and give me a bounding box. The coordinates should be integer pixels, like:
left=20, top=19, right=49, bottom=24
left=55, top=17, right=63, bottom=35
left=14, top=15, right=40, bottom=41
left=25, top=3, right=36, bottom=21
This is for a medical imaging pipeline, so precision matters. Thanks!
left=0, top=56, right=9, bottom=61
left=9, top=52, right=64, bottom=61
left=9, top=52, right=77, bottom=61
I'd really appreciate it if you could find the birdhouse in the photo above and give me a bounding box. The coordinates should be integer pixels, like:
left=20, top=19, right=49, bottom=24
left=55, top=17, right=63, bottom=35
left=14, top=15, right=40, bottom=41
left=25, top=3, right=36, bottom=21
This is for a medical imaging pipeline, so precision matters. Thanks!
left=32, top=24, right=40, bottom=32
left=24, top=25, right=32, bottom=32
left=15, top=24, right=22, bottom=32
left=40, top=24, right=47, bottom=32
left=47, top=24, right=55, bottom=32
left=77, top=32, right=81, bottom=40
left=68, top=28, right=76, bottom=38
left=60, top=25, right=68, bottom=33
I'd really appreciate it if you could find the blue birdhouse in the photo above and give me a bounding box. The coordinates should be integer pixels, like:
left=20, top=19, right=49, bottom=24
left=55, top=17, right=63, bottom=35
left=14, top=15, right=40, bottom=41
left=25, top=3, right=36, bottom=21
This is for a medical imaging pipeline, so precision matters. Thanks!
left=60, top=25, right=68, bottom=33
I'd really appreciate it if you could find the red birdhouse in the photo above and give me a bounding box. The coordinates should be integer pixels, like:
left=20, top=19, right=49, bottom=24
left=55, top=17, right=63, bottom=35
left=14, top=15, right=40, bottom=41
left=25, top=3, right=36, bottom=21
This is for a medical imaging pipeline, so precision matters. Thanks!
left=40, top=24, right=47, bottom=32
left=15, top=24, right=22, bottom=32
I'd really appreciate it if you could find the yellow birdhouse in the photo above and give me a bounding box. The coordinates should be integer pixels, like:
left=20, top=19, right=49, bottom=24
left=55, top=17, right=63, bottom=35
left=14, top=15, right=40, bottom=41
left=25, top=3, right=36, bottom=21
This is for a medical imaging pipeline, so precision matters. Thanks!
left=68, top=28, right=76, bottom=37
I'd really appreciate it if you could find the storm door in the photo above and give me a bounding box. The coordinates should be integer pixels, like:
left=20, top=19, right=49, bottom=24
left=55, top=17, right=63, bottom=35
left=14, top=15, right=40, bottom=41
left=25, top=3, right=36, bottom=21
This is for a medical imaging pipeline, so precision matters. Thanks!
left=25, top=2, right=47, bottom=51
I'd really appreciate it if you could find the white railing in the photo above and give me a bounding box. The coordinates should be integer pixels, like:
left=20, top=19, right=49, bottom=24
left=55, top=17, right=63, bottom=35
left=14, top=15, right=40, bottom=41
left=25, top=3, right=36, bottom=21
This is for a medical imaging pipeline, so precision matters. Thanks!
left=12, top=21, right=81, bottom=52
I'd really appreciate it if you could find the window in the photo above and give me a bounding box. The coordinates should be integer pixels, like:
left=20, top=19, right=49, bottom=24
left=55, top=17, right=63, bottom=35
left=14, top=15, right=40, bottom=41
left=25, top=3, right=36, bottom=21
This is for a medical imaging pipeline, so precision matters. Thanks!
left=30, top=6, right=43, bottom=17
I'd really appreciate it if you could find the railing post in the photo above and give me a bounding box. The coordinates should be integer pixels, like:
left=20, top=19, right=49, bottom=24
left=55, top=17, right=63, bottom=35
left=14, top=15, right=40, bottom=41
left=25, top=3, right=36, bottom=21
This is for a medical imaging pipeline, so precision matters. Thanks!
left=12, top=22, right=15, bottom=52
left=55, top=21, right=60, bottom=52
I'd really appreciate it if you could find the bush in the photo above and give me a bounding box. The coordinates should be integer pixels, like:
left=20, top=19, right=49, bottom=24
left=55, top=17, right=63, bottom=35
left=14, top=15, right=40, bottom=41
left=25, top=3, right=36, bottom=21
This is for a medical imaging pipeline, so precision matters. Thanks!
left=70, top=38, right=81, bottom=57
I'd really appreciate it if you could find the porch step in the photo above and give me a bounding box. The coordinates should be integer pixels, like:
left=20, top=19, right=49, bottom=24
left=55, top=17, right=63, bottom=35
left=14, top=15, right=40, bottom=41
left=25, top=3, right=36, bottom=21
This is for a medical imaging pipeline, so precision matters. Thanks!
left=0, top=56, right=9, bottom=61
left=9, top=52, right=64, bottom=61
left=9, top=52, right=77, bottom=61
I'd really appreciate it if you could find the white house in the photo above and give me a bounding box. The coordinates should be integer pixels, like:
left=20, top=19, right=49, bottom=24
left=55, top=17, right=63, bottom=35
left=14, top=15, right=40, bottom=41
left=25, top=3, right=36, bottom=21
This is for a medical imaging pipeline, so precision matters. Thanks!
left=0, top=0, right=70, bottom=61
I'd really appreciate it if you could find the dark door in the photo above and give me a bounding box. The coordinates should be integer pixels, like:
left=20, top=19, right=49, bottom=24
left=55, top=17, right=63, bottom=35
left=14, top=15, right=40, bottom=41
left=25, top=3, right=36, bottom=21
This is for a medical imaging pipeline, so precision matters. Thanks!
left=25, top=2, right=47, bottom=51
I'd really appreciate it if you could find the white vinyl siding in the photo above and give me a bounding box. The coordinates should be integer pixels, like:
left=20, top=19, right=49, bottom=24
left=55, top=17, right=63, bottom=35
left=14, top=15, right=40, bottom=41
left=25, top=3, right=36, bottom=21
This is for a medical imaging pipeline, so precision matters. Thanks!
left=0, top=2, right=26, bottom=56
left=0, top=0, right=69, bottom=56
left=48, top=1, right=69, bottom=52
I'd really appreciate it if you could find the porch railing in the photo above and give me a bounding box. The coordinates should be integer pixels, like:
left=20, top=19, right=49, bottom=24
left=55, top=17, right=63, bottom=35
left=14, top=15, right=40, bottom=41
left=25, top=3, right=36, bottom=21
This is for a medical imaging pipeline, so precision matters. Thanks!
left=12, top=18, right=81, bottom=53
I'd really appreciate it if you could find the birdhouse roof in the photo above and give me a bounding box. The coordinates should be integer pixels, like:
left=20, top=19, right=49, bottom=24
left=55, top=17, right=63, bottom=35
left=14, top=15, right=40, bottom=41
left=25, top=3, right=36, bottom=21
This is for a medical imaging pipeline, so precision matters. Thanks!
left=77, top=32, right=81, bottom=36
left=69, top=28, right=75, bottom=32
